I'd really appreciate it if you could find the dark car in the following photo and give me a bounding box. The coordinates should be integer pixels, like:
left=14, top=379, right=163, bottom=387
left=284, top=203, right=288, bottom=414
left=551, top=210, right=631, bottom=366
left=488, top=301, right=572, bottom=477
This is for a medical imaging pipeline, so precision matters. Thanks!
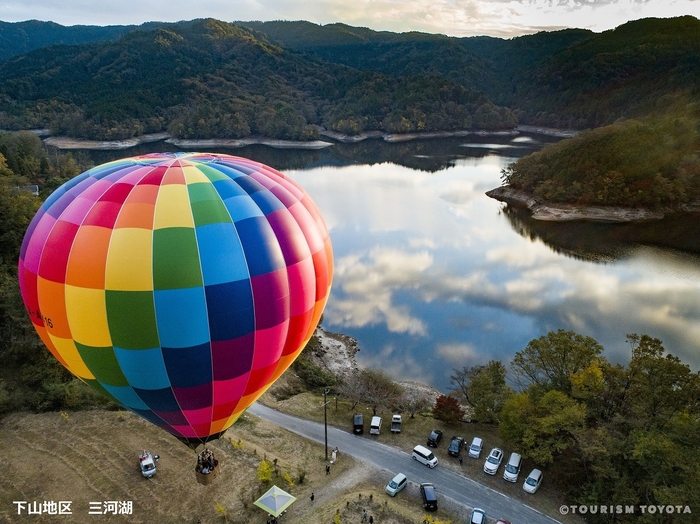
left=353, top=413, right=364, bottom=434
left=447, top=436, right=464, bottom=457
left=420, top=483, right=438, bottom=511
left=426, top=429, right=443, bottom=448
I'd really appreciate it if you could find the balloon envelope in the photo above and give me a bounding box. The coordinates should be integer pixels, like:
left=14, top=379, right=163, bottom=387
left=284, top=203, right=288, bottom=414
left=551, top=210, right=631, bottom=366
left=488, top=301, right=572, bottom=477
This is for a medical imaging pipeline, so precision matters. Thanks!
left=18, top=152, right=332, bottom=446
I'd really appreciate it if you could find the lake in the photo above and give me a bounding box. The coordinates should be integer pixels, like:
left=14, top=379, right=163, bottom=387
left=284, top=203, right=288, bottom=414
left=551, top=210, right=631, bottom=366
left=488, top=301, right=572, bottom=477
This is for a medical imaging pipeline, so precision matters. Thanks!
left=69, top=134, right=700, bottom=392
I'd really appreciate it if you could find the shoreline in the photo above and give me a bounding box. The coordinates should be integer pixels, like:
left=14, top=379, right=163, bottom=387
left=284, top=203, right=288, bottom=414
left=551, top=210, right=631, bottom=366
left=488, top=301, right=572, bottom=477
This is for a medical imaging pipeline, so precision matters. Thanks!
left=310, top=326, right=443, bottom=400
left=37, top=125, right=573, bottom=151
left=486, top=185, right=700, bottom=222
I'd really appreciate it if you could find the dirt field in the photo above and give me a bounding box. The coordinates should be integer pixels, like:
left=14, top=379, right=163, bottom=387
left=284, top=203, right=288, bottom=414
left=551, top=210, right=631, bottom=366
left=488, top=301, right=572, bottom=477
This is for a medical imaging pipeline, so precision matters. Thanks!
left=0, top=409, right=462, bottom=524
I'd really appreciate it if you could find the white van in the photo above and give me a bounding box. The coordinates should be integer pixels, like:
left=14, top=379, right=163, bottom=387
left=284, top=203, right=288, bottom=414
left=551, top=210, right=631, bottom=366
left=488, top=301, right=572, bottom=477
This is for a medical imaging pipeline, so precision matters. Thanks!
left=412, top=445, right=438, bottom=468
left=370, top=416, right=382, bottom=435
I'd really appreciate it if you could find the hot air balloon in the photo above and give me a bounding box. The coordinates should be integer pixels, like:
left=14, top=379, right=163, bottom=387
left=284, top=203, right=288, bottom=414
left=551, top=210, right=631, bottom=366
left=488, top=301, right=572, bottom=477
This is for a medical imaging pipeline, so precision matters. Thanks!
left=18, top=152, right=333, bottom=447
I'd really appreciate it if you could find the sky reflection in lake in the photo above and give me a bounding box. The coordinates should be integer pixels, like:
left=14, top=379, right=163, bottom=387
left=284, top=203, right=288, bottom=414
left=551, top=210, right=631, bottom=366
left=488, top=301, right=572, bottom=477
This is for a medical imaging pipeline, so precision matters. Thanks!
left=287, top=142, right=700, bottom=392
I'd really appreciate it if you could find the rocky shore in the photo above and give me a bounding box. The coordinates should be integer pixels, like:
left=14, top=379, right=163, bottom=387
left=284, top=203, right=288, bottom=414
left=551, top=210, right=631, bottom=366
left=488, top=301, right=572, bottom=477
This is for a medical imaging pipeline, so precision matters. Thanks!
left=43, top=132, right=171, bottom=150
left=41, top=127, right=528, bottom=151
left=43, top=133, right=335, bottom=150
left=320, top=128, right=518, bottom=143
left=486, top=185, right=670, bottom=222
left=309, top=327, right=443, bottom=400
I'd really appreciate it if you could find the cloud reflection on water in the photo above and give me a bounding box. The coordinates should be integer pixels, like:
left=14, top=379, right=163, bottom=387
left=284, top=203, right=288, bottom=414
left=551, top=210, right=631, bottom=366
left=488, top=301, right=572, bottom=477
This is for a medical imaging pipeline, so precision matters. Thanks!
left=289, top=148, right=700, bottom=391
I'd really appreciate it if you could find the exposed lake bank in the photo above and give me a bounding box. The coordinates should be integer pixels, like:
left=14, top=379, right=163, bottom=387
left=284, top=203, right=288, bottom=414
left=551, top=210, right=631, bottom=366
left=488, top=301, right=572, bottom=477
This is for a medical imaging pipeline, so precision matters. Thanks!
left=39, top=125, right=572, bottom=151
left=486, top=185, right=700, bottom=222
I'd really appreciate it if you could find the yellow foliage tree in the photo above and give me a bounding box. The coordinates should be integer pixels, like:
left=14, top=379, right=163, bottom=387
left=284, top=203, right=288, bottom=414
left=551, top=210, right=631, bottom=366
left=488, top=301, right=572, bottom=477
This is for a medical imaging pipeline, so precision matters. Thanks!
left=256, top=459, right=273, bottom=483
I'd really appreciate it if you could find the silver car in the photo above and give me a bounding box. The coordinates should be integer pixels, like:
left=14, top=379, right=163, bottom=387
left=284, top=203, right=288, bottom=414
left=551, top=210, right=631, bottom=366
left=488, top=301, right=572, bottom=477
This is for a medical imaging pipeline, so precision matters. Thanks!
left=503, top=452, right=522, bottom=482
left=468, top=437, right=483, bottom=458
left=483, top=447, right=503, bottom=475
left=523, top=469, right=543, bottom=493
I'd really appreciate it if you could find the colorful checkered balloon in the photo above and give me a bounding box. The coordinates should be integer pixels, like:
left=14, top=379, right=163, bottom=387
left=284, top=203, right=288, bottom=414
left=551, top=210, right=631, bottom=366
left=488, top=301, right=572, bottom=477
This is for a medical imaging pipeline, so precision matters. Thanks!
left=18, top=152, right=333, bottom=446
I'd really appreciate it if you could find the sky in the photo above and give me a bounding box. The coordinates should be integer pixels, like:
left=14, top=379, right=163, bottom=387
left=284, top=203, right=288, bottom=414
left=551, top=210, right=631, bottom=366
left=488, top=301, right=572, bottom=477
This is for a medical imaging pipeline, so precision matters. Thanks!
left=1, top=0, right=698, bottom=38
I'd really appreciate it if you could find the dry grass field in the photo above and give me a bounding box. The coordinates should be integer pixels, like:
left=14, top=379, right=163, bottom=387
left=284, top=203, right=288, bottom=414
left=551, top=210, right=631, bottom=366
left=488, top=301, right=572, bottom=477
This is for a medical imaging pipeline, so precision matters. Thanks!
left=0, top=408, right=463, bottom=524
left=0, top=355, right=584, bottom=524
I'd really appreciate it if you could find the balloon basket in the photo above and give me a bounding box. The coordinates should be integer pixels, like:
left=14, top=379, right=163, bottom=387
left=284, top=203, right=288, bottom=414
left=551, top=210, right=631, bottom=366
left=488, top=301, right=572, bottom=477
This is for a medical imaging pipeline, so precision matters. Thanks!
left=195, top=460, right=220, bottom=485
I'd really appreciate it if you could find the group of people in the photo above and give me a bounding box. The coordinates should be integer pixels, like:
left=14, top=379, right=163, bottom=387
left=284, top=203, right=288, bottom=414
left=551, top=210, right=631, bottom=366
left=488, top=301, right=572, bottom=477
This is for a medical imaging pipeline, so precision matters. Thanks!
left=196, top=448, right=217, bottom=474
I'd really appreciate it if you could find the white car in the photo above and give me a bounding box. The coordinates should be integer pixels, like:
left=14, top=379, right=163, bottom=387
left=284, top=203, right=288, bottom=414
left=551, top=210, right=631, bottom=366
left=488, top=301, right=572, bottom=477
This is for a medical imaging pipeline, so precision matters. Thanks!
left=523, top=468, right=543, bottom=493
left=139, top=450, right=159, bottom=478
left=470, top=508, right=486, bottom=524
left=483, top=447, right=503, bottom=475
left=468, top=437, right=483, bottom=458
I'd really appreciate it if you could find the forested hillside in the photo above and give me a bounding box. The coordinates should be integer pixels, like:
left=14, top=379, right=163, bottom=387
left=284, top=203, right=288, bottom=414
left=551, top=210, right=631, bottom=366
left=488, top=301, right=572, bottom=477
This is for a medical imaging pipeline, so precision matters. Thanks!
left=0, top=19, right=515, bottom=140
left=500, top=106, right=700, bottom=209
left=0, top=19, right=162, bottom=61
left=0, top=132, right=109, bottom=415
left=243, top=17, right=700, bottom=128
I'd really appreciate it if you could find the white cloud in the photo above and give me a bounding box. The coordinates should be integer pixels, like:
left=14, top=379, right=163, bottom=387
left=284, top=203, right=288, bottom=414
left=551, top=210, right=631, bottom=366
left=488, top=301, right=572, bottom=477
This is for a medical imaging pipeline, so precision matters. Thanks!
left=325, top=247, right=433, bottom=335
left=436, top=342, right=480, bottom=365
left=356, top=343, right=433, bottom=384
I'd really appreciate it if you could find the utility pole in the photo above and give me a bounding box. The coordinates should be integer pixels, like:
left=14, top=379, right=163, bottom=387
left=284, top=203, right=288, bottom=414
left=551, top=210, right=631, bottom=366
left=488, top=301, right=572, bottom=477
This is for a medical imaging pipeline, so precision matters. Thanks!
left=323, top=388, right=331, bottom=461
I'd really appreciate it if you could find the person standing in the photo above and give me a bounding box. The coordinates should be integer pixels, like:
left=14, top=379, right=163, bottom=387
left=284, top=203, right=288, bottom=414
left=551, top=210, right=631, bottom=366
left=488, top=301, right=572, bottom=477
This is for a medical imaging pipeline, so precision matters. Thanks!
left=362, top=509, right=368, bottom=522
left=369, top=516, right=374, bottom=524
left=310, top=492, right=315, bottom=502
left=326, top=464, right=331, bottom=475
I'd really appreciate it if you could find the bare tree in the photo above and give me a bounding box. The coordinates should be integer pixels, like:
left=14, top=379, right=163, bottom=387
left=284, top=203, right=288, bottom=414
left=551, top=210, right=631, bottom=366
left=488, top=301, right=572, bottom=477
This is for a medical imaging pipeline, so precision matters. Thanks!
left=397, top=388, right=433, bottom=418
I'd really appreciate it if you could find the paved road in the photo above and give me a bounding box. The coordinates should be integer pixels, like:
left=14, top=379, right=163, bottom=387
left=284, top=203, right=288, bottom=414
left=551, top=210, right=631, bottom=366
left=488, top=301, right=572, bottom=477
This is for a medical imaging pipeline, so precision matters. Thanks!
left=248, top=403, right=562, bottom=524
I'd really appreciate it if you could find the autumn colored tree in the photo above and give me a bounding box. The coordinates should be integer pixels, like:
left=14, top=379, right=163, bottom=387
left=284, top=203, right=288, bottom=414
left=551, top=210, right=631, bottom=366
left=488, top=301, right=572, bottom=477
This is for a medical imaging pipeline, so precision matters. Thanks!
left=432, top=395, right=465, bottom=425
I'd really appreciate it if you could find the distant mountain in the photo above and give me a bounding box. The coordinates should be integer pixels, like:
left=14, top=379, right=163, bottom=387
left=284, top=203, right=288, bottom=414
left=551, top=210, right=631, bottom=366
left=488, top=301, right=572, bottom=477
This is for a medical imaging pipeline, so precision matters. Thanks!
left=243, top=17, right=700, bottom=128
left=0, top=19, right=165, bottom=62
left=0, top=16, right=697, bottom=139
left=241, top=21, right=593, bottom=107
left=0, top=19, right=515, bottom=140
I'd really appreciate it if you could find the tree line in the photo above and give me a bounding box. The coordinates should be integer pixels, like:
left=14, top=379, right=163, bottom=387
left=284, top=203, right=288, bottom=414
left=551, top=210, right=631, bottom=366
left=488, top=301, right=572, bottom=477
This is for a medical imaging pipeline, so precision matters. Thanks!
left=282, top=324, right=700, bottom=523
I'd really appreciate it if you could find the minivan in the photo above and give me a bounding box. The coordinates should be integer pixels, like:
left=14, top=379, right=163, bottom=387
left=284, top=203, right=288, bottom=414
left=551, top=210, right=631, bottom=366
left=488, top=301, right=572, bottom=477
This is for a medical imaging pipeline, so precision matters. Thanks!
left=353, top=413, right=364, bottom=434
left=385, top=472, right=408, bottom=496
left=420, top=483, right=438, bottom=511
left=369, top=416, right=382, bottom=435
left=412, top=445, right=438, bottom=468
left=503, top=452, right=522, bottom=482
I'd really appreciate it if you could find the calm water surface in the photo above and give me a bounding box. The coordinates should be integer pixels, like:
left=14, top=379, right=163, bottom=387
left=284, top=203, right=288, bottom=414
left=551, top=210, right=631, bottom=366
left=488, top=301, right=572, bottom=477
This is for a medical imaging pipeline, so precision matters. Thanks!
left=74, top=135, right=700, bottom=391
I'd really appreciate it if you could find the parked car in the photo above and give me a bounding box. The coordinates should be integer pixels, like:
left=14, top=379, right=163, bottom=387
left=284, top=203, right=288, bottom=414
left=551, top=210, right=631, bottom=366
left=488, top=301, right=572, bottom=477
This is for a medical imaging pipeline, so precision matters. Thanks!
left=468, top=436, right=483, bottom=458
left=385, top=472, right=408, bottom=496
left=369, top=416, right=382, bottom=435
left=447, top=436, right=464, bottom=457
left=426, top=429, right=443, bottom=448
left=139, top=450, right=159, bottom=478
left=420, top=483, right=438, bottom=511
left=483, top=448, right=503, bottom=475
left=353, top=413, right=364, bottom=434
left=390, top=414, right=402, bottom=433
left=503, top=452, right=522, bottom=482
left=495, top=520, right=512, bottom=524
left=523, top=468, right=543, bottom=493
left=412, top=445, right=439, bottom=468
left=470, top=508, right=486, bottom=524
